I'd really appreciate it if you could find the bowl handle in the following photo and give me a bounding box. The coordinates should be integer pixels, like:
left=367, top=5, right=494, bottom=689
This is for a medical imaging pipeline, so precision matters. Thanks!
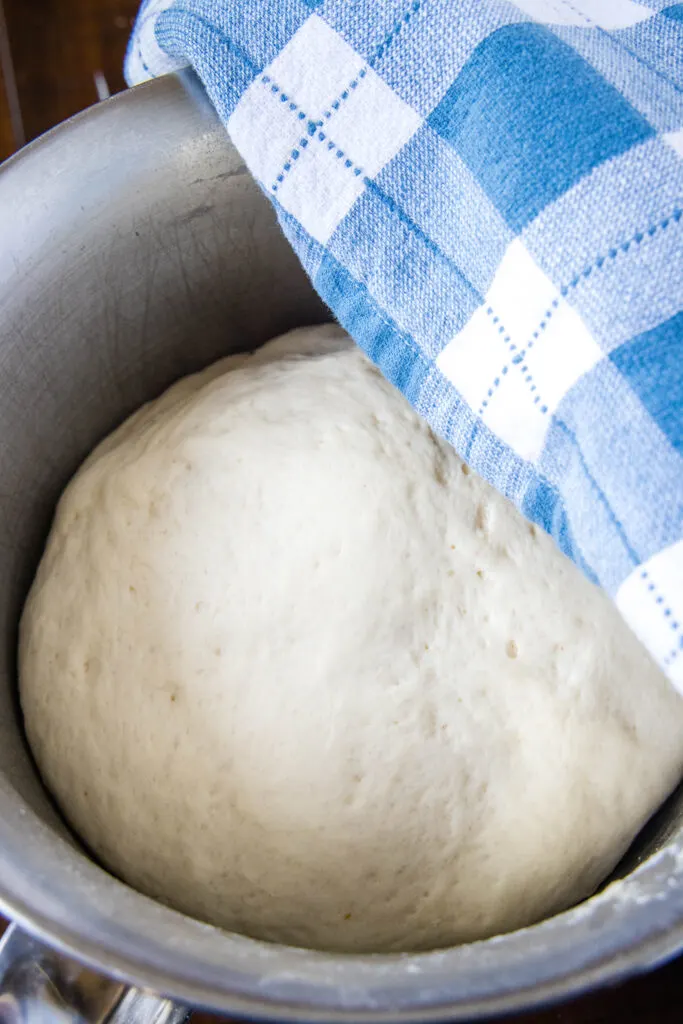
left=0, top=924, right=188, bottom=1024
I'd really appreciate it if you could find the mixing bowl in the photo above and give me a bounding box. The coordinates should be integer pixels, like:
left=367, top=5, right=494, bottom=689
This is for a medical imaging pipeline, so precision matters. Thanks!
left=0, top=71, right=683, bottom=1023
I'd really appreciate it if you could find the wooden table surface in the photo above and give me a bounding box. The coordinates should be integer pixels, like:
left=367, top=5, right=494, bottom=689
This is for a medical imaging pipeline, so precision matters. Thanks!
left=0, top=1, right=681, bottom=1021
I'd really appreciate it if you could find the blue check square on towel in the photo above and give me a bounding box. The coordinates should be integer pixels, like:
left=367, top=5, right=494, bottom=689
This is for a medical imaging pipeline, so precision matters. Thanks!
left=127, top=0, right=683, bottom=691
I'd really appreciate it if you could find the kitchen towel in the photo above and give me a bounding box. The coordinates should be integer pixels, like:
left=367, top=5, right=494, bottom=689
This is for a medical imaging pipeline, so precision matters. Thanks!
left=127, top=0, right=683, bottom=691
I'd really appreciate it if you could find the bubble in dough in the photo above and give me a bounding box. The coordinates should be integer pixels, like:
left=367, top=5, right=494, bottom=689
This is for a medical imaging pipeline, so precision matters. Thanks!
left=19, top=324, right=683, bottom=953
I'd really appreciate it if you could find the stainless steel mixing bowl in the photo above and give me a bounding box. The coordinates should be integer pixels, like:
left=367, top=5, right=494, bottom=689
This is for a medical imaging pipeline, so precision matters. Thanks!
left=1, top=72, right=683, bottom=1023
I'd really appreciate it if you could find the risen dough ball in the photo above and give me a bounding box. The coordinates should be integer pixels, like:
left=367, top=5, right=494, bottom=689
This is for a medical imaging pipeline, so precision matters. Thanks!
left=20, top=324, right=683, bottom=953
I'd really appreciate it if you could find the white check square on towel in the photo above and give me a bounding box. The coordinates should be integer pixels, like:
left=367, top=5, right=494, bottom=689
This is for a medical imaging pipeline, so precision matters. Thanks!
left=266, top=14, right=366, bottom=119
left=229, top=13, right=422, bottom=245
left=665, top=129, right=683, bottom=159
left=228, top=77, right=308, bottom=187
left=437, top=240, right=603, bottom=462
left=617, top=541, right=683, bottom=690
left=511, top=0, right=655, bottom=29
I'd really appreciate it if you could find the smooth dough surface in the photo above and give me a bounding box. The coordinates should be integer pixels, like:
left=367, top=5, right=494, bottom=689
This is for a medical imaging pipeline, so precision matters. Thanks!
left=20, top=324, right=683, bottom=953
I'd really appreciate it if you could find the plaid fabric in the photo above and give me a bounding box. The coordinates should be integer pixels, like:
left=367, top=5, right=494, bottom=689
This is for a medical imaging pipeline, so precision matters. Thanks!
left=127, top=0, right=683, bottom=692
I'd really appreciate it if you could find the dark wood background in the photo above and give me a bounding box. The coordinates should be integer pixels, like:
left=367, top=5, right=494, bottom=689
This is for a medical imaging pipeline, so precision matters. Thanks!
left=0, top=1, right=681, bottom=1021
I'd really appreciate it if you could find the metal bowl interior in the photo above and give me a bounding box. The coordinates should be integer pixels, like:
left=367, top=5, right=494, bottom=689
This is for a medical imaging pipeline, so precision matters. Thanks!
left=0, top=72, right=682, bottom=1023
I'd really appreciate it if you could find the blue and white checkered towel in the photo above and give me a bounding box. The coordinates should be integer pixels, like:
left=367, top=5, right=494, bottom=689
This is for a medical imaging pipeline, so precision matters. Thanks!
left=127, top=0, right=683, bottom=692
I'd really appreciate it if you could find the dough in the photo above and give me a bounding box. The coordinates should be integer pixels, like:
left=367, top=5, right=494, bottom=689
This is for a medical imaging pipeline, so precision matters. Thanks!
left=19, top=324, right=683, bottom=953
